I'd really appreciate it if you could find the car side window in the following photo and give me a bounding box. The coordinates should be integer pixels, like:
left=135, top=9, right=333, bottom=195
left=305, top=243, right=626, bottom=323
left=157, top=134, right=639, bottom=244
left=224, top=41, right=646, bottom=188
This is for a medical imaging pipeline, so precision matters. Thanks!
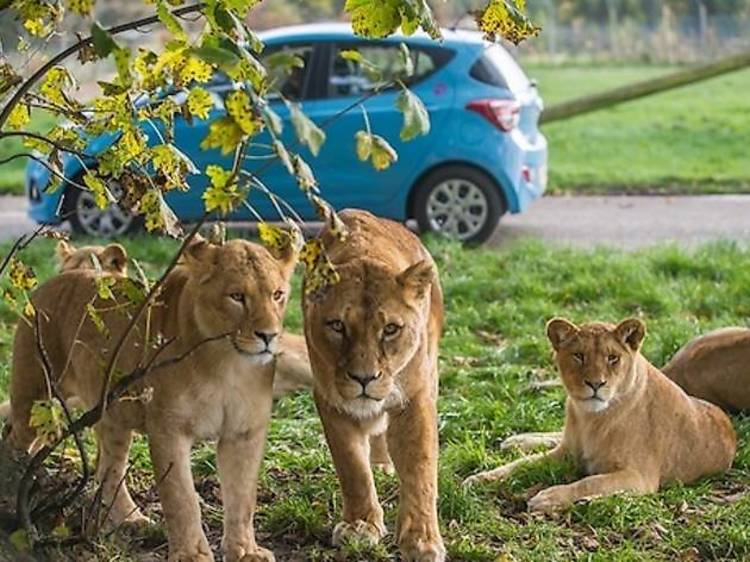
left=261, top=44, right=314, bottom=101
left=327, top=43, right=447, bottom=98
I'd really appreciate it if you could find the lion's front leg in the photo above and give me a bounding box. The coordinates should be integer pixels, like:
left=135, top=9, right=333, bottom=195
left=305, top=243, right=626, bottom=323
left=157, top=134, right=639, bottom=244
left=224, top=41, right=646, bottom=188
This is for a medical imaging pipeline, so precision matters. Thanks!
left=218, top=427, right=274, bottom=562
left=316, top=397, right=385, bottom=546
left=387, top=395, right=445, bottom=562
left=149, top=430, right=213, bottom=562
left=528, top=468, right=657, bottom=512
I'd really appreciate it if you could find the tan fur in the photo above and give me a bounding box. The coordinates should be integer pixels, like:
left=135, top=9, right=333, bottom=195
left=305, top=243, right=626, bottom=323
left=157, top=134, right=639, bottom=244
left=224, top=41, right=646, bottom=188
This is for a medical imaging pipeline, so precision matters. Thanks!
left=303, top=210, right=445, bottom=561
left=465, top=318, right=736, bottom=512
left=56, top=240, right=128, bottom=275
left=8, top=238, right=298, bottom=562
left=663, top=327, right=750, bottom=412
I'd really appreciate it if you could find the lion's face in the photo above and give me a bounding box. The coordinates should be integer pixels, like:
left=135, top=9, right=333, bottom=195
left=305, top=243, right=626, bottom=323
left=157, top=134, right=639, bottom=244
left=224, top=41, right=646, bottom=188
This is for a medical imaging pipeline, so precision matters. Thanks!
left=184, top=238, right=297, bottom=365
left=547, top=317, right=646, bottom=413
left=304, top=259, right=435, bottom=419
left=57, top=240, right=128, bottom=275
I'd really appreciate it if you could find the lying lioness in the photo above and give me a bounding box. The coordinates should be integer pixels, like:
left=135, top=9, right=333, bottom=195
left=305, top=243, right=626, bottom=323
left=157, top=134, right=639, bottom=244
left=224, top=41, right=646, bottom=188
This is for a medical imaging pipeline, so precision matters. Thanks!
left=8, top=238, right=296, bottom=561
left=464, top=318, right=736, bottom=512
left=303, top=210, right=445, bottom=561
left=662, top=327, right=750, bottom=412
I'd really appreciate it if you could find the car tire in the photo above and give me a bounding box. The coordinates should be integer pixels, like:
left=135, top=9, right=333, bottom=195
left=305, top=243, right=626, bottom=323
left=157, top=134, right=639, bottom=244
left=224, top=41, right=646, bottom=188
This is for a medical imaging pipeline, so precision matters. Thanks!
left=67, top=181, right=141, bottom=238
left=412, top=165, right=507, bottom=244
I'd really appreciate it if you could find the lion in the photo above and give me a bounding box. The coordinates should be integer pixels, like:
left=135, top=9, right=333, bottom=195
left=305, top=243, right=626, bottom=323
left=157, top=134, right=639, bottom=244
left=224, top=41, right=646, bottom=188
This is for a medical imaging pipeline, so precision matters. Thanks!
left=7, top=238, right=297, bottom=562
left=302, top=209, right=445, bottom=561
left=56, top=239, right=129, bottom=275
left=662, top=327, right=750, bottom=412
left=464, top=318, right=736, bottom=512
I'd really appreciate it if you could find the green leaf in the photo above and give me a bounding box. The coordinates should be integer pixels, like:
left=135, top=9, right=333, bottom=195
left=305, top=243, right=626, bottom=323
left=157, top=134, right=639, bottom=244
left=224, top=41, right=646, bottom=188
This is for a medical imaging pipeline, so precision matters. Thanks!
left=189, top=45, right=240, bottom=68
left=399, top=43, right=414, bottom=77
left=261, top=103, right=283, bottom=136
left=86, top=303, right=108, bottom=336
left=396, top=87, right=430, bottom=141
left=292, top=154, right=317, bottom=192
left=91, top=22, right=117, bottom=58
left=265, top=51, right=304, bottom=73
left=156, top=0, right=187, bottom=43
left=203, top=165, right=245, bottom=214
left=345, top=0, right=401, bottom=38
left=286, top=101, right=325, bottom=157
left=9, top=529, right=29, bottom=553
left=200, top=116, right=244, bottom=155
left=7, top=104, right=30, bottom=130
left=83, top=171, right=114, bottom=209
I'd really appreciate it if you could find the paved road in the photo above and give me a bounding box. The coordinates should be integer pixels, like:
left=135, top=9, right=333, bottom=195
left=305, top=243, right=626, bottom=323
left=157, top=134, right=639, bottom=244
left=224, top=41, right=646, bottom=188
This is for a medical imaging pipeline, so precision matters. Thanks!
left=1, top=194, right=749, bottom=249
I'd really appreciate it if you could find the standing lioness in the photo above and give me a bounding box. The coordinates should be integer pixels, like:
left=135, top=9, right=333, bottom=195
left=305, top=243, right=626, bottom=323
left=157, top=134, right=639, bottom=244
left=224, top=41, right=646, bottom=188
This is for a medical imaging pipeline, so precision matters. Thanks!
left=303, top=210, right=445, bottom=561
left=8, top=238, right=296, bottom=562
left=465, top=318, right=736, bottom=512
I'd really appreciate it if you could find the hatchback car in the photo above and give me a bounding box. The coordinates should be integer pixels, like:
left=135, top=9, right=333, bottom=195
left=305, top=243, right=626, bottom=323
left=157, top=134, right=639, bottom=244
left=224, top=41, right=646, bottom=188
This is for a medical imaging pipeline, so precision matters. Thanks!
left=25, top=23, right=547, bottom=243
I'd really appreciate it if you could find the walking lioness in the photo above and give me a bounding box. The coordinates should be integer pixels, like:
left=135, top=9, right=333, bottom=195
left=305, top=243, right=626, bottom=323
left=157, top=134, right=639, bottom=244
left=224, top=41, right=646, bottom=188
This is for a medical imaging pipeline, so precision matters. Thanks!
left=464, top=318, right=736, bottom=512
left=8, top=238, right=297, bottom=561
left=303, top=210, right=445, bottom=561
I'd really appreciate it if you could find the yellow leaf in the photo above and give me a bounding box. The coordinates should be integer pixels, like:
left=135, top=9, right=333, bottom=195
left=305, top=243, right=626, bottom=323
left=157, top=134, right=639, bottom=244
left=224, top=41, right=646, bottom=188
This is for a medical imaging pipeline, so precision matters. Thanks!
left=82, top=171, right=113, bottom=209
left=226, top=90, right=261, bottom=135
left=200, top=116, right=244, bottom=155
left=475, top=0, right=541, bottom=45
left=30, top=400, right=67, bottom=446
left=7, top=104, right=30, bottom=130
left=300, top=239, right=340, bottom=295
left=187, top=87, right=214, bottom=119
left=9, top=259, right=38, bottom=291
left=68, top=0, right=95, bottom=16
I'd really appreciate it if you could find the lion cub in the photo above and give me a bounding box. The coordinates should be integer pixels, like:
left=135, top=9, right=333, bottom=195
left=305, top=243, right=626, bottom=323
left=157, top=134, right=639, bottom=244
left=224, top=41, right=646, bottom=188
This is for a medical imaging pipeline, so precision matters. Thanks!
left=8, top=238, right=296, bottom=561
left=465, top=318, right=736, bottom=512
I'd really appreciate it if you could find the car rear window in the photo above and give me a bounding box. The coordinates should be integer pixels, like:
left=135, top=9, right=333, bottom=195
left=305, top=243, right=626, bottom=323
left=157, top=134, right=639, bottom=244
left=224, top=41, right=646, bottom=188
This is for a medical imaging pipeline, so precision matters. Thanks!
left=470, top=45, right=529, bottom=94
left=327, top=43, right=453, bottom=98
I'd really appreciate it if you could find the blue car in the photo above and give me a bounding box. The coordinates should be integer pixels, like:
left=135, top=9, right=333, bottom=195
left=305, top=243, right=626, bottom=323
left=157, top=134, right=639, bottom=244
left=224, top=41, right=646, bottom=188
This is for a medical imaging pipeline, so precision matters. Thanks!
left=26, top=23, right=547, bottom=243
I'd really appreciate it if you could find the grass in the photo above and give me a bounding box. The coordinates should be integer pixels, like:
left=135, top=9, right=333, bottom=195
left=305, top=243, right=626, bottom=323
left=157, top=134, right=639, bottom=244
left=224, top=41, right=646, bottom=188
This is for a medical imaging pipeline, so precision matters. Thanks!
left=526, top=64, right=750, bottom=194
left=2, top=235, right=750, bottom=560
left=0, top=111, right=57, bottom=196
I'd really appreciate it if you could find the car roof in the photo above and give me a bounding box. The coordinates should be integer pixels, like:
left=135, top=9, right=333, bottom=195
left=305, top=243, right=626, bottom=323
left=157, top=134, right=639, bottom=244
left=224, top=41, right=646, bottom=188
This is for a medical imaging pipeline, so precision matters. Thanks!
left=258, top=22, right=486, bottom=50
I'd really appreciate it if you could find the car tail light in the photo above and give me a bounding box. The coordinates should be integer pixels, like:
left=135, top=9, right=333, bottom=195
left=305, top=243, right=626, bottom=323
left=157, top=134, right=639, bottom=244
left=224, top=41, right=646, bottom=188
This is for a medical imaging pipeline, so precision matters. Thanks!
left=466, top=99, right=520, bottom=132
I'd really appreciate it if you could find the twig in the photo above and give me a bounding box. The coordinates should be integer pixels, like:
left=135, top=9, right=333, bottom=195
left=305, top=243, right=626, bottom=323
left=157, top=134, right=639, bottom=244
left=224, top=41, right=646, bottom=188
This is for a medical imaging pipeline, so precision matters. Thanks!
left=0, top=2, right=206, bottom=129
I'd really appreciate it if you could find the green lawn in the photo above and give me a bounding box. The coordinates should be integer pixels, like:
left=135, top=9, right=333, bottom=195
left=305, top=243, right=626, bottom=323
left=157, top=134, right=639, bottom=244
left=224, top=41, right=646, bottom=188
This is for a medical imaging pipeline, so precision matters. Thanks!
left=527, top=64, right=750, bottom=194
left=1, top=236, right=750, bottom=560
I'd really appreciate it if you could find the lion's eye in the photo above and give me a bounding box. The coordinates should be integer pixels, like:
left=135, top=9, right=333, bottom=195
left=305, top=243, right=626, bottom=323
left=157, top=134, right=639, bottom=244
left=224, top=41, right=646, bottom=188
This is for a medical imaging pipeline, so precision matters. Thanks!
left=608, top=354, right=620, bottom=365
left=383, top=323, right=402, bottom=338
left=272, top=289, right=285, bottom=302
left=327, top=319, right=345, bottom=334
left=572, top=352, right=585, bottom=364
left=229, top=292, right=245, bottom=303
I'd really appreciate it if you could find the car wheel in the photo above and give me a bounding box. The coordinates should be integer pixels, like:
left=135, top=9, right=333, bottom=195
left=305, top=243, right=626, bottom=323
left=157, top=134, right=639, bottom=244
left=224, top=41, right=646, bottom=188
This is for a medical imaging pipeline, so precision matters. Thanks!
left=67, top=181, right=140, bottom=238
left=413, top=165, right=506, bottom=244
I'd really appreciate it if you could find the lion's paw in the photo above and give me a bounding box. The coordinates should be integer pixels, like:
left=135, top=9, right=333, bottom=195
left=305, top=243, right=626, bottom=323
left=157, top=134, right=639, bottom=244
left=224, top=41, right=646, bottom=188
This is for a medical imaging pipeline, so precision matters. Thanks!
left=332, top=519, right=386, bottom=546
left=168, top=546, right=214, bottom=562
left=400, top=536, right=446, bottom=562
left=527, top=486, right=571, bottom=513
left=462, top=464, right=513, bottom=487
left=224, top=540, right=275, bottom=562
left=238, top=546, right=275, bottom=562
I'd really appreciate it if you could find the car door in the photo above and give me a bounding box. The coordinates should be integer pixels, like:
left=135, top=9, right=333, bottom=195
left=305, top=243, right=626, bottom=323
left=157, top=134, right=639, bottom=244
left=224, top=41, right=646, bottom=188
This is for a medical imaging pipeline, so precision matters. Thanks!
left=300, top=40, right=457, bottom=218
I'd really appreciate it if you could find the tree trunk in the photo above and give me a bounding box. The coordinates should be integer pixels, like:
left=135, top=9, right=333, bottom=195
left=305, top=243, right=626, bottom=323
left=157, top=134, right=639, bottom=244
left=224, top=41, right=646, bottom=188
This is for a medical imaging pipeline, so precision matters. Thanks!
left=540, top=50, right=750, bottom=124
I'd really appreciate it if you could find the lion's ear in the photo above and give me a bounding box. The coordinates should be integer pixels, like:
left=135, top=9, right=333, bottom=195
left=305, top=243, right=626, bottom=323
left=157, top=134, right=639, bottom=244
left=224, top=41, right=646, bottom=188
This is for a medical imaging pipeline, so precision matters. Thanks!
left=183, top=238, right=217, bottom=270
left=56, top=240, right=74, bottom=264
left=614, top=318, right=646, bottom=352
left=268, top=240, right=299, bottom=279
left=397, top=259, right=435, bottom=299
left=101, top=243, right=128, bottom=274
left=546, top=318, right=579, bottom=350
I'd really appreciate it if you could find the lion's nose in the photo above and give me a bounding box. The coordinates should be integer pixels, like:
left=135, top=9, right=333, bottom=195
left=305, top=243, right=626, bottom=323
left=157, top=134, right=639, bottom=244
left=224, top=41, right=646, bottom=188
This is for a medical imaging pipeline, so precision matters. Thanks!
left=585, top=379, right=606, bottom=392
left=255, top=331, right=278, bottom=346
left=347, top=371, right=382, bottom=388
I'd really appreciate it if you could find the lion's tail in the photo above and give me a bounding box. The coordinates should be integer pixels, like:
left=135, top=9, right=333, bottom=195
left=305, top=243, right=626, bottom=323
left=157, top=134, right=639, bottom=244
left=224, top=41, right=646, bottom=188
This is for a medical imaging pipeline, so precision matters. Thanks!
left=273, top=332, right=313, bottom=398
